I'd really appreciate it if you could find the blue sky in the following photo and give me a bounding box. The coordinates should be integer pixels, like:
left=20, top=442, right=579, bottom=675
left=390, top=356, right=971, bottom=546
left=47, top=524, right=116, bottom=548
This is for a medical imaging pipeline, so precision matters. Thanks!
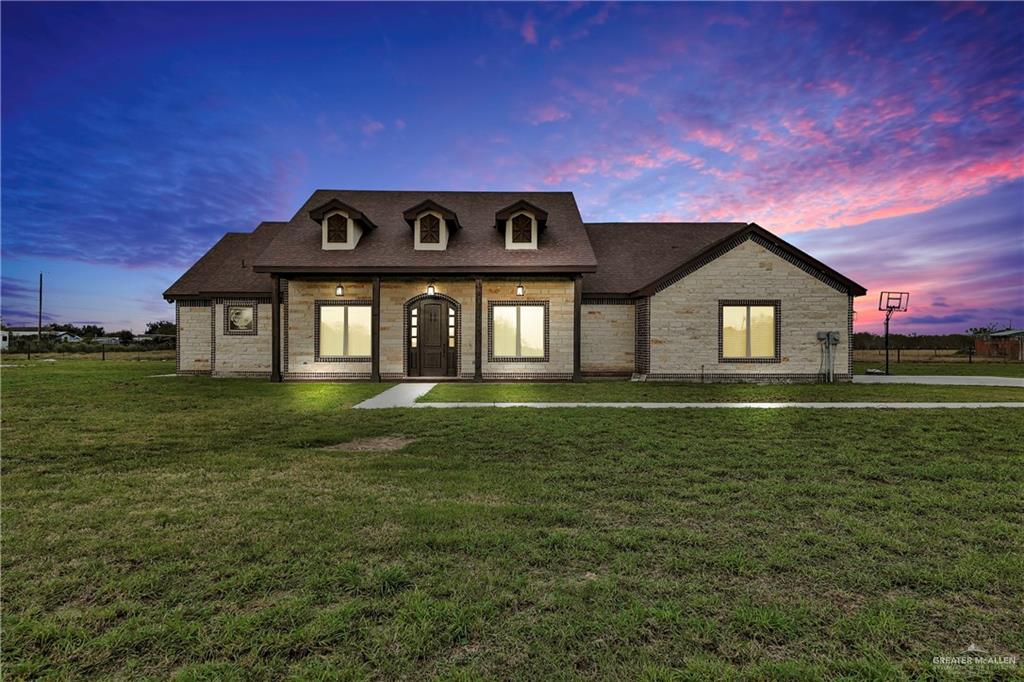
left=2, top=2, right=1022, bottom=332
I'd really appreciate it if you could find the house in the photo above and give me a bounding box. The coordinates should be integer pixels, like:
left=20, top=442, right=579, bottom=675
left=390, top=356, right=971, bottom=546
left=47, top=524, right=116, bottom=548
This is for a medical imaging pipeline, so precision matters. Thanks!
left=5, top=328, right=83, bottom=343
left=93, top=336, right=122, bottom=346
left=164, top=190, right=866, bottom=382
left=1, top=330, right=8, bottom=350
left=975, top=329, right=1024, bottom=361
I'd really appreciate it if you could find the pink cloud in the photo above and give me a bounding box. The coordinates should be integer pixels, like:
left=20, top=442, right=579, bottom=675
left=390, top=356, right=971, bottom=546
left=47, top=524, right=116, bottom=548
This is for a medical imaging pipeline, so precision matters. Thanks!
left=528, top=105, right=571, bottom=125
left=521, top=15, right=537, bottom=44
left=929, top=111, right=960, bottom=125
left=361, top=120, right=385, bottom=136
left=543, top=155, right=607, bottom=185
left=394, top=118, right=406, bottom=131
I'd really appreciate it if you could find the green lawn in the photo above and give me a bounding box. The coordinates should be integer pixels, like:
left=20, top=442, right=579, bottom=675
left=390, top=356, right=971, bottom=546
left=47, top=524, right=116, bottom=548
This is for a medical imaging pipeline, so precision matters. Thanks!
left=854, top=360, right=1024, bottom=378
left=4, top=361, right=1023, bottom=679
left=421, top=381, right=1024, bottom=403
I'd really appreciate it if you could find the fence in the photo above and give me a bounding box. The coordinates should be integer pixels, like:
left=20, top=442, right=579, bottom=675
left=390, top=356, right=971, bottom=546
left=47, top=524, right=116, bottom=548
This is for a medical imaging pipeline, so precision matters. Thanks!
left=853, top=349, right=1016, bottom=363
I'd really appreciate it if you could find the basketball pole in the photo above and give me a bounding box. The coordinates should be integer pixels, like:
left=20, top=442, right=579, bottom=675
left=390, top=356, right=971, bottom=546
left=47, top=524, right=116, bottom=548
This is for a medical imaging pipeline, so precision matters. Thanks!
left=884, top=307, right=894, bottom=376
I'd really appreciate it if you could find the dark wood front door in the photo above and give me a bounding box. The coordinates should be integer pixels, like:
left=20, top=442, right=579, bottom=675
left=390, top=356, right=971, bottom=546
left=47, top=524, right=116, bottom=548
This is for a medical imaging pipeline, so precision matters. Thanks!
left=408, top=299, right=456, bottom=377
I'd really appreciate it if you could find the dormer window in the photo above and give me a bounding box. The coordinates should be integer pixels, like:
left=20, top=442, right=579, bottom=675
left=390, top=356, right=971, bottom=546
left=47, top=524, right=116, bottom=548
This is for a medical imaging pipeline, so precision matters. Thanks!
left=496, top=200, right=547, bottom=251
left=419, top=214, right=441, bottom=244
left=403, top=200, right=460, bottom=251
left=326, top=213, right=347, bottom=243
left=308, top=198, right=376, bottom=251
left=511, top=214, right=533, bottom=244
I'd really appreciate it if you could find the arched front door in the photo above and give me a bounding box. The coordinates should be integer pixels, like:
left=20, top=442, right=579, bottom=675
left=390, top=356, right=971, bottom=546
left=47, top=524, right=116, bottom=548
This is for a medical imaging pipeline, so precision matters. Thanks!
left=408, top=298, right=457, bottom=377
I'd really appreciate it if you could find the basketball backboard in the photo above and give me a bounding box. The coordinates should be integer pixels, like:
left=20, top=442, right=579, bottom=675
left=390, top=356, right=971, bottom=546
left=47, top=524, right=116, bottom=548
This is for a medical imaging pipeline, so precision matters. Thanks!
left=878, top=291, right=909, bottom=312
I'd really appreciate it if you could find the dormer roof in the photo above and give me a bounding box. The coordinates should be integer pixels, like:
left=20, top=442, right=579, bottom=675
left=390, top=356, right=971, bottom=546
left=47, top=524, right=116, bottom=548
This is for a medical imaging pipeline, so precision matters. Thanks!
left=495, top=200, right=548, bottom=232
left=401, top=199, right=461, bottom=232
left=307, top=198, right=377, bottom=230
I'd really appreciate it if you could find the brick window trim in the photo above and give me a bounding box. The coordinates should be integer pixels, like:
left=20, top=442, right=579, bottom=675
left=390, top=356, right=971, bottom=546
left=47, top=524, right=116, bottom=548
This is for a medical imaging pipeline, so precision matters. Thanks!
left=718, top=299, right=782, bottom=364
left=487, top=300, right=550, bottom=363
left=314, top=299, right=373, bottom=362
left=223, top=301, right=260, bottom=336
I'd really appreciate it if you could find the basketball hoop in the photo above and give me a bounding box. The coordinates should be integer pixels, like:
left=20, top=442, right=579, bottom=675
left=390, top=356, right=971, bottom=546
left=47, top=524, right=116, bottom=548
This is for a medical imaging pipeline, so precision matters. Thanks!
left=878, top=291, right=910, bottom=375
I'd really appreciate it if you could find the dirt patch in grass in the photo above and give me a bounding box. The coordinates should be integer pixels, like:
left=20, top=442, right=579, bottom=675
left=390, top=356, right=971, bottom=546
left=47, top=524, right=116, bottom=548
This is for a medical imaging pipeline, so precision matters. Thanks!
left=321, top=435, right=417, bottom=451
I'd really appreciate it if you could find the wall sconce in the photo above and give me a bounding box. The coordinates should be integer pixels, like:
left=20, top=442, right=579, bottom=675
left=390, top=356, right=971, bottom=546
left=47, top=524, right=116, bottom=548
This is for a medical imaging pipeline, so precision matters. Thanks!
left=335, top=284, right=344, bottom=297
left=515, top=282, right=525, bottom=296
left=426, top=284, right=436, bottom=296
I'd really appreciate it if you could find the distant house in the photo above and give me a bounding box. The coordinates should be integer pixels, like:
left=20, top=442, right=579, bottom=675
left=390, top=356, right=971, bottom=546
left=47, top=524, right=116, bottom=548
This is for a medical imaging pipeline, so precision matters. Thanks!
left=975, top=329, right=1024, bottom=361
left=135, top=334, right=174, bottom=343
left=94, top=337, right=122, bottom=346
left=1, top=330, right=8, bottom=350
left=4, top=327, right=83, bottom=343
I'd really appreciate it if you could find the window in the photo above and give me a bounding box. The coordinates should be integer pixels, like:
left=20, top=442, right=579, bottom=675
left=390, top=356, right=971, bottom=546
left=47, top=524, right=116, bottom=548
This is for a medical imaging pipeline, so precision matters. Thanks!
left=225, top=304, right=256, bottom=335
left=326, top=213, right=347, bottom=243
left=511, top=214, right=533, bottom=243
left=419, top=214, right=440, bottom=244
left=490, top=302, right=547, bottom=360
left=720, top=302, right=778, bottom=361
left=317, top=303, right=371, bottom=359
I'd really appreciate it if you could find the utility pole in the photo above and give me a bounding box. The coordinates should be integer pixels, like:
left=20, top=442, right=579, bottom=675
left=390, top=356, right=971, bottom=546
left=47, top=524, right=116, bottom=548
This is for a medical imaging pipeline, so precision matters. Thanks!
left=38, top=272, right=43, bottom=340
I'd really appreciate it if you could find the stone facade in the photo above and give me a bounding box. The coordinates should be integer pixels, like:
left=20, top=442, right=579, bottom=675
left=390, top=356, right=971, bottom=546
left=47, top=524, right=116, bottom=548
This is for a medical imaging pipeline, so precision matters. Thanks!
left=177, top=303, right=211, bottom=374
left=482, top=278, right=575, bottom=379
left=581, top=303, right=635, bottom=375
left=212, top=300, right=274, bottom=377
left=648, top=238, right=851, bottom=380
left=285, top=280, right=373, bottom=379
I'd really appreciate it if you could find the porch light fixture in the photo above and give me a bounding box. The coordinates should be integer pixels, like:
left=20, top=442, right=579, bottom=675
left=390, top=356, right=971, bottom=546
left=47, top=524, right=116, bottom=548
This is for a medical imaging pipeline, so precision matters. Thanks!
left=426, top=284, right=436, bottom=296
left=515, top=282, right=525, bottom=296
left=335, top=284, right=344, bottom=297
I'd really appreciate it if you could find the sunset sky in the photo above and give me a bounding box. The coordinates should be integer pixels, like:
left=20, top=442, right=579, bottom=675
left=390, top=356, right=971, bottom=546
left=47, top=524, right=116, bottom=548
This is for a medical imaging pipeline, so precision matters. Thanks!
left=2, top=2, right=1021, bottom=334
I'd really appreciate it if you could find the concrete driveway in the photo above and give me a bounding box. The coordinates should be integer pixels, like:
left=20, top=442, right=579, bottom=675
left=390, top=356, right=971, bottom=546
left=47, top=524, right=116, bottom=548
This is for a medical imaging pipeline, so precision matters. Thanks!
left=853, top=375, right=1023, bottom=387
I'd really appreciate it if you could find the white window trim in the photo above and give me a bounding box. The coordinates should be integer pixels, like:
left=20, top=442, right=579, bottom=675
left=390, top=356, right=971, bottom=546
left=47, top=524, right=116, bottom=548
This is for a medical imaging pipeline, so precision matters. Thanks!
left=505, top=211, right=538, bottom=250
left=414, top=211, right=448, bottom=250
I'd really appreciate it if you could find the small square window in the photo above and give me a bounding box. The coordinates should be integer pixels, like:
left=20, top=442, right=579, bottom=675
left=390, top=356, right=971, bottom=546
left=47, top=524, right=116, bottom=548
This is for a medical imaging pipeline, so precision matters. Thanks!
left=225, top=304, right=256, bottom=335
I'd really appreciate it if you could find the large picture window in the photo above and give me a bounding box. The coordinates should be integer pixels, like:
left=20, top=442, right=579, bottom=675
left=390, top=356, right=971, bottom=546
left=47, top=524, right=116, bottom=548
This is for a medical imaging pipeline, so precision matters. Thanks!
left=316, top=302, right=371, bottom=360
left=720, top=301, right=780, bottom=362
left=489, top=301, right=548, bottom=361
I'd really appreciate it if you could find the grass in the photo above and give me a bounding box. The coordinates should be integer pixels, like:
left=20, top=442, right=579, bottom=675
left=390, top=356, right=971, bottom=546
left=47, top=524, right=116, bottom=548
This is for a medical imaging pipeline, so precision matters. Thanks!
left=421, top=381, right=1024, bottom=403
left=854, top=360, right=1024, bottom=378
left=3, top=360, right=1023, bottom=679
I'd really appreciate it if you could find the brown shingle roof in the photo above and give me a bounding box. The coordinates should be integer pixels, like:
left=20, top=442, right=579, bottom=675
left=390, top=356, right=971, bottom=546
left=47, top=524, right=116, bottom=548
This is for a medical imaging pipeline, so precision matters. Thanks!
left=252, top=190, right=597, bottom=273
left=163, top=221, right=284, bottom=299
left=582, top=222, right=748, bottom=295
left=583, top=222, right=867, bottom=296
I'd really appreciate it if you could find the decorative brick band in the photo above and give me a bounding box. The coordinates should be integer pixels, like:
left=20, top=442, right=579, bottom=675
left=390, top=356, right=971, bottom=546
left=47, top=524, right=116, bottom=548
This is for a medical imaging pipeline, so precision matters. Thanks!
left=313, top=299, right=373, bottom=362
left=487, top=300, right=550, bottom=363
left=482, top=372, right=574, bottom=381
left=646, top=372, right=852, bottom=383
left=284, top=372, right=373, bottom=381
left=718, top=300, right=782, bottom=364
left=209, top=300, right=216, bottom=371
left=847, top=295, right=854, bottom=376
left=581, top=298, right=635, bottom=305
left=282, top=280, right=290, bottom=374
left=213, top=370, right=272, bottom=378
left=635, top=296, right=650, bottom=374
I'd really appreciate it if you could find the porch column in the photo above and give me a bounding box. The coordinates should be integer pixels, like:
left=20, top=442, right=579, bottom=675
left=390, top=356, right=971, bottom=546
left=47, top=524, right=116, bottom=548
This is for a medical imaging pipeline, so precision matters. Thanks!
left=474, top=278, right=483, bottom=380
left=572, top=274, right=583, bottom=382
left=371, top=276, right=381, bottom=382
left=271, top=274, right=281, bottom=382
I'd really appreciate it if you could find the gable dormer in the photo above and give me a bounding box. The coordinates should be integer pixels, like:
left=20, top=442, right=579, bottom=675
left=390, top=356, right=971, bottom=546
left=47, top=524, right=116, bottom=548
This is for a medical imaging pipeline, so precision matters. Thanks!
left=309, top=199, right=376, bottom=251
left=496, top=200, right=548, bottom=250
left=402, top=200, right=460, bottom=251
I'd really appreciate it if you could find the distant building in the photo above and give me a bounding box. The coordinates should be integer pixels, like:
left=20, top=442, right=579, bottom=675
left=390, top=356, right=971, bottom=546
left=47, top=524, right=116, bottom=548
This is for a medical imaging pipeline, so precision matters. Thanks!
left=94, top=337, right=122, bottom=346
left=1, top=330, right=8, bottom=350
left=975, top=329, right=1024, bottom=361
left=4, top=327, right=83, bottom=343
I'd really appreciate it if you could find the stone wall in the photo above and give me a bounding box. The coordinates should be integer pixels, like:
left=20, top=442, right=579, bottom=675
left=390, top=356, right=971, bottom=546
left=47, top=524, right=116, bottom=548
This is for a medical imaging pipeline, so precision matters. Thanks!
left=177, top=303, right=211, bottom=374
left=378, top=279, right=477, bottom=379
left=581, top=303, right=635, bottom=375
left=212, top=300, right=274, bottom=376
left=648, top=238, right=851, bottom=380
left=286, top=279, right=373, bottom=379
left=482, top=278, right=575, bottom=379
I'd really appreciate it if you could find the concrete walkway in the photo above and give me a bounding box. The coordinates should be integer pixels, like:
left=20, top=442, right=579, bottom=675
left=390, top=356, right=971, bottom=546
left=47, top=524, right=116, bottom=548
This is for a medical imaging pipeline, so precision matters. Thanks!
left=354, top=382, right=436, bottom=409
left=853, top=375, right=1023, bottom=387
left=353, top=385, right=1022, bottom=410
left=415, top=401, right=1024, bottom=409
